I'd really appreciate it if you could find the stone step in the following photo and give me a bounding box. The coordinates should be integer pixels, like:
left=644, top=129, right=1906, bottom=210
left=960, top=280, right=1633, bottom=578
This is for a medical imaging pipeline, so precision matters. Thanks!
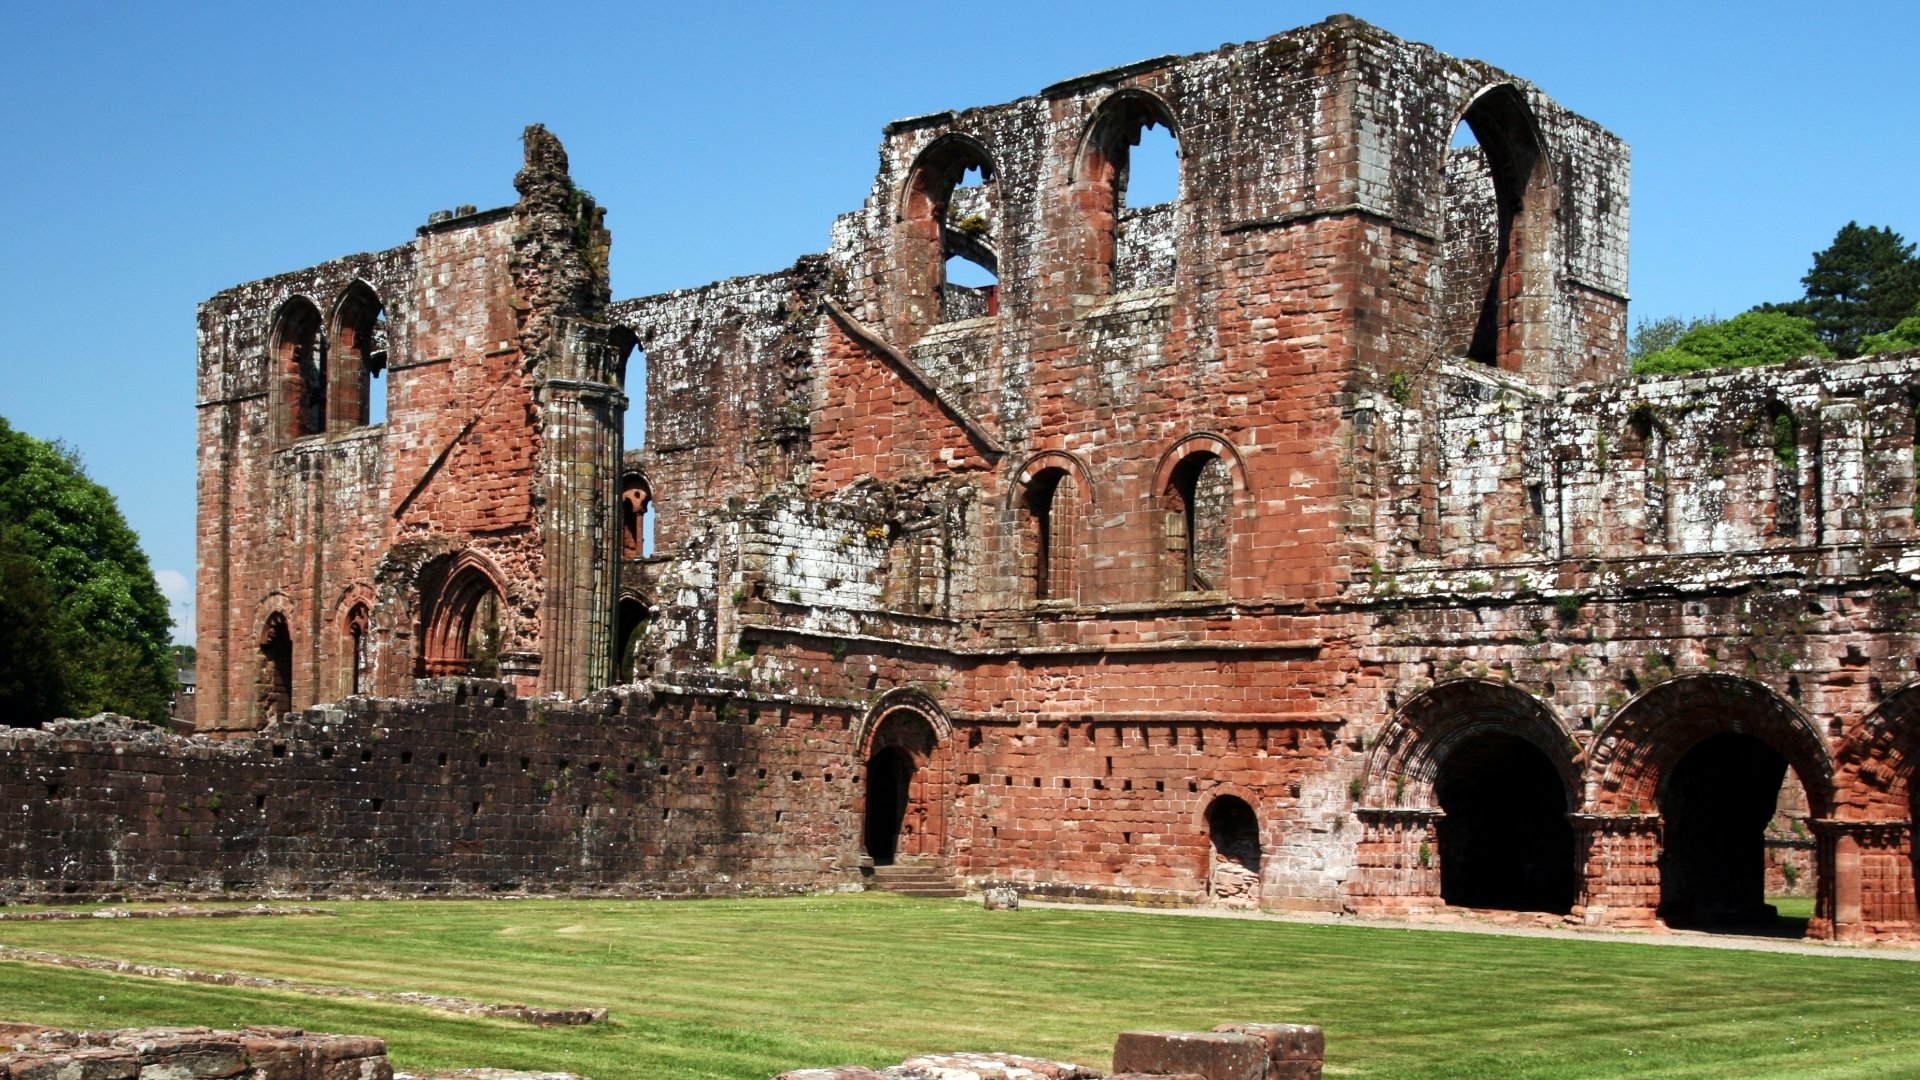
left=867, top=860, right=964, bottom=899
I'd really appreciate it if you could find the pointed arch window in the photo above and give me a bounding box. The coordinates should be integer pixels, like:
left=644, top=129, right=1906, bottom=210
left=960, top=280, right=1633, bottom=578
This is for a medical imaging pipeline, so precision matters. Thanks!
left=270, top=298, right=326, bottom=441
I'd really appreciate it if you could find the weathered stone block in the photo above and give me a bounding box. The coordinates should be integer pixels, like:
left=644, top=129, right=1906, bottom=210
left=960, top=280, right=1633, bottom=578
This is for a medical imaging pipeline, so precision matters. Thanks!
left=1110, top=1031, right=1266, bottom=1080
left=7, top=1049, right=140, bottom=1080
left=1211, top=1024, right=1322, bottom=1080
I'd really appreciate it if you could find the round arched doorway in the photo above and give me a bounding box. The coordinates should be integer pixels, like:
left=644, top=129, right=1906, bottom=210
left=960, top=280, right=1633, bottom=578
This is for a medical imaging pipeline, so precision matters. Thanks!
left=861, top=709, right=942, bottom=866
left=1434, top=732, right=1576, bottom=914
left=1658, top=732, right=1794, bottom=928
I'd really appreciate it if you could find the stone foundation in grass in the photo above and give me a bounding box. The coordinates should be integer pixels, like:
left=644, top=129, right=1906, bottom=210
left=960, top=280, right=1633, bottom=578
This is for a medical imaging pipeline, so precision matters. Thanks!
left=772, top=1021, right=1323, bottom=1080
left=0, top=1025, right=391, bottom=1080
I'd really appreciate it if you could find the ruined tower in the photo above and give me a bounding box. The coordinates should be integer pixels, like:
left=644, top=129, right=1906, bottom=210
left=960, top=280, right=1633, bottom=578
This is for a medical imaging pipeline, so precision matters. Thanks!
left=194, top=126, right=624, bottom=732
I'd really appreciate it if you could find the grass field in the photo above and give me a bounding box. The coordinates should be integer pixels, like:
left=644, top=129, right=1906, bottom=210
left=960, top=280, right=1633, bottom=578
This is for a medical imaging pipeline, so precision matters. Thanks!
left=0, top=895, right=1913, bottom=1079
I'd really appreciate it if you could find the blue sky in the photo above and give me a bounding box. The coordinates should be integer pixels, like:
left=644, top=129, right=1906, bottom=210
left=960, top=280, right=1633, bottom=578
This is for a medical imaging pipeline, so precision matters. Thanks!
left=2, top=2, right=1915, bottom=643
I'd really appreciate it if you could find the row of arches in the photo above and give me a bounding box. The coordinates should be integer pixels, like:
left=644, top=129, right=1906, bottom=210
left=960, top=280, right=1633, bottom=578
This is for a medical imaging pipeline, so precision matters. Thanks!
left=1014, top=436, right=1242, bottom=603
left=269, top=281, right=390, bottom=443
left=902, top=83, right=1553, bottom=372
left=250, top=546, right=663, bottom=726
left=1358, top=673, right=1920, bottom=937
left=902, top=90, right=1182, bottom=326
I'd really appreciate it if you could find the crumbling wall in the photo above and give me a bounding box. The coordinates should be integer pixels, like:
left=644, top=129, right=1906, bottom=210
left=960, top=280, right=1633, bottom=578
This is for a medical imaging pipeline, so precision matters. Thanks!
left=0, top=683, right=861, bottom=900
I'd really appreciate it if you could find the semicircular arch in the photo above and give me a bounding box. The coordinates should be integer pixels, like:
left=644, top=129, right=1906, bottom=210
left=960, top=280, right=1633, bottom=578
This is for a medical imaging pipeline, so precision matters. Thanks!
left=1363, top=678, right=1577, bottom=810
left=854, top=687, right=953, bottom=760
left=1587, top=672, right=1833, bottom=816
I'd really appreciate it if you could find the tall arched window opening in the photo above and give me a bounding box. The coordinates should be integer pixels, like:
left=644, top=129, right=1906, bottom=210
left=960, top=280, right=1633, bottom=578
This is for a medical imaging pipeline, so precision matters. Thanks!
left=330, top=284, right=388, bottom=430
left=345, top=604, right=371, bottom=697
left=257, top=613, right=293, bottom=725
left=1439, top=86, right=1550, bottom=372
left=271, top=298, right=326, bottom=441
left=1166, top=451, right=1231, bottom=593
left=899, top=136, right=998, bottom=328
left=941, top=165, right=998, bottom=321
left=1075, top=91, right=1180, bottom=295
left=1020, top=466, right=1080, bottom=603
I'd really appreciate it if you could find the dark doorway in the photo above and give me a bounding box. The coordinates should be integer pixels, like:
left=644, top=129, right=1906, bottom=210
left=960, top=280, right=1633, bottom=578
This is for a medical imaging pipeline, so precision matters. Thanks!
left=1435, top=733, right=1576, bottom=913
left=1205, top=795, right=1262, bottom=906
left=1659, top=732, right=1791, bottom=929
left=863, top=746, right=914, bottom=865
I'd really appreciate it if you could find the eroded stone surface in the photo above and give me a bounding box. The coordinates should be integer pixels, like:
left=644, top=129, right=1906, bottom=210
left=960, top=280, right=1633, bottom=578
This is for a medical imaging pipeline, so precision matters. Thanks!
left=0, top=15, right=1907, bottom=942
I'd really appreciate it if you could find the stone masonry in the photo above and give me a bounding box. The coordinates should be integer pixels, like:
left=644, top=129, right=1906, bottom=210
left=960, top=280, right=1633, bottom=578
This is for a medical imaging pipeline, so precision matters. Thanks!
left=12, top=16, right=1919, bottom=941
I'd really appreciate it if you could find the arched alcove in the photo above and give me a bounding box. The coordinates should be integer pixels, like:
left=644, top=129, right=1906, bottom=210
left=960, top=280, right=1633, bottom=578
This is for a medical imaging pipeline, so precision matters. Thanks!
left=1204, top=795, right=1261, bottom=908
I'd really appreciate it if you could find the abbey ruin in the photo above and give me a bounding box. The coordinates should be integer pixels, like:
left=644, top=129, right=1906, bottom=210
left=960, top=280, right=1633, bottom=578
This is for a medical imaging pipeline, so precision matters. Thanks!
left=11, top=16, right=1920, bottom=942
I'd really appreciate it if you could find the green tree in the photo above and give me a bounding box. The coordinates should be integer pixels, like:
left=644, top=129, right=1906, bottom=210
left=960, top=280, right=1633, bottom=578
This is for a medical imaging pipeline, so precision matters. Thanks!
left=0, top=523, right=71, bottom=724
left=1861, top=303, right=1920, bottom=355
left=0, top=418, right=173, bottom=723
left=1628, top=315, right=1717, bottom=363
left=1770, top=222, right=1920, bottom=358
left=1632, top=310, right=1832, bottom=376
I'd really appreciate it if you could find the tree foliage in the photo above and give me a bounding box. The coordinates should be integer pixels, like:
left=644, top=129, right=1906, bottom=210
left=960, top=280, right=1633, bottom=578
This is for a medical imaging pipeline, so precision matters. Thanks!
left=0, top=418, right=173, bottom=724
left=1861, top=303, right=1920, bottom=356
left=1628, top=315, right=1718, bottom=363
left=1766, top=222, right=1920, bottom=358
left=1631, top=310, right=1832, bottom=376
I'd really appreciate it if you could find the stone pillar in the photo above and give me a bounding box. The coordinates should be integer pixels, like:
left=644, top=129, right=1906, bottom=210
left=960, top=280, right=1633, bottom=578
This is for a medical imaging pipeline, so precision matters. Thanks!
left=1346, top=808, right=1442, bottom=915
left=1572, top=813, right=1662, bottom=928
left=1811, top=819, right=1914, bottom=942
left=536, top=317, right=626, bottom=699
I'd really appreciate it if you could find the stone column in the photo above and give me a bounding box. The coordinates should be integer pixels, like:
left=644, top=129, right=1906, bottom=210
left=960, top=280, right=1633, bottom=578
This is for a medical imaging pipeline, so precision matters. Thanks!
left=1810, top=819, right=1914, bottom=942
left=1572, top=813, right=1662, bottom=928
left=1347, top=808, right=1442, bottom=915
left=536, top=317, right=625, bottom=700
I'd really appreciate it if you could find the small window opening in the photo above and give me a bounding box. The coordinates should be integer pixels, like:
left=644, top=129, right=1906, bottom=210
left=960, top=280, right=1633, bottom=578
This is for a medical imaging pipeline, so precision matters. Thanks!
left=1167, top=451, right=1232, bottom=593
left=345, top=603, right=371, bottom=698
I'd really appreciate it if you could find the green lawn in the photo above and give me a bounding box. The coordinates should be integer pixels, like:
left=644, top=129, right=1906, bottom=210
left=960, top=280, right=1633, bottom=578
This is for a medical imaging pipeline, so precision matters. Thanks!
left=0, top=895, right=1913, bottom=1079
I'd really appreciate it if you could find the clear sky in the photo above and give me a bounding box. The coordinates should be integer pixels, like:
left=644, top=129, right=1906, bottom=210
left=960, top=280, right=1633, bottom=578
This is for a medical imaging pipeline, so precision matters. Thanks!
left=2, top=1, right=1915, bottom=643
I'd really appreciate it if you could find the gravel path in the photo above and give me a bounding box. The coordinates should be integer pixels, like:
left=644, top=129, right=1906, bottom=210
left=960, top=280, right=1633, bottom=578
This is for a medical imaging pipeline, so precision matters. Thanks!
left=1014, top=898, right=1920, bottom=962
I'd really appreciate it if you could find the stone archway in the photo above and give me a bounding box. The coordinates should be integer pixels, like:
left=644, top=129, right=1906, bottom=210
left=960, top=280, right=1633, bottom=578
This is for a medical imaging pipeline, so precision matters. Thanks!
left=1435, top=732, right=1576, bottom=914
left=1586, top=673, right=1834, bottom=934
left=860, top=707, right=946, bottom=866
left=1351, top=679, right=1578, bottom=917
left=1657, top=732, right=1790, bottom=927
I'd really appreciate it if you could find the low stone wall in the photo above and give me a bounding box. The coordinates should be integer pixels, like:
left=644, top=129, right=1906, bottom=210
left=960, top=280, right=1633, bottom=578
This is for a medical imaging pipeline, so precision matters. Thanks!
left=0, top=1024, right=390, bottom=1080
left=0, top=678, right=863, bottom=901
left=775, top=1022, right=1324, bottom=1080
